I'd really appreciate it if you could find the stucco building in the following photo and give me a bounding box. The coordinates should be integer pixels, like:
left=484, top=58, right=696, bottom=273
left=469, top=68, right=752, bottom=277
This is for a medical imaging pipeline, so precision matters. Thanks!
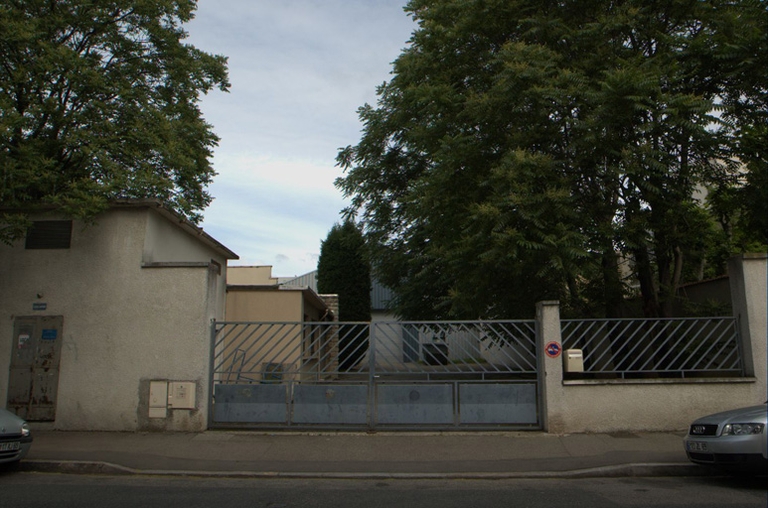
left=220, top=266, right=336, bottom=384
left=0, top=200, right=237, bottom=431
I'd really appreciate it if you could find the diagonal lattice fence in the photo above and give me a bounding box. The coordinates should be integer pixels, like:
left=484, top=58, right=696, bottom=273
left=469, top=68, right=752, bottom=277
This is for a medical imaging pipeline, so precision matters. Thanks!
left=560, top=317, right=743, bottom=378
left=212, top=320, right=538, bottom=384
left=210, top=319, right=541, bottom=429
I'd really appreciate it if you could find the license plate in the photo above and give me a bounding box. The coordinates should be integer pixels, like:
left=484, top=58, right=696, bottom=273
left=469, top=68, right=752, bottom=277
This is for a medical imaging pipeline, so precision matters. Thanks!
left=0, top=441, right=20, bottom=452
left=686, top=441, right=708, bottom=452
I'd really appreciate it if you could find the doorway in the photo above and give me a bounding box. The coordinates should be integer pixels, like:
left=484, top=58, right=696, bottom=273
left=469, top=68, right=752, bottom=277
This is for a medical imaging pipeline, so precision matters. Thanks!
left=7, top=316, right=64, bottom=420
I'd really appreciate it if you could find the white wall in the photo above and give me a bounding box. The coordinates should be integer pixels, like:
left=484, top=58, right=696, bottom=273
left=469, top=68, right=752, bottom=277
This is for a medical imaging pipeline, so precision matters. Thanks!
left=0, top=206, right=231, bottom=431
left=227, top=266, right=278, bottom=285
left=540, top=254, right=767, bottom=434
left=143, top=210, right=218, bottom=264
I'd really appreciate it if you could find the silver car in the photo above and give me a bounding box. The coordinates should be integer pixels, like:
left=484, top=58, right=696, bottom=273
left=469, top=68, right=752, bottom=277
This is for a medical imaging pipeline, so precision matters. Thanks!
left=0, top=408, right=33, bottom=464
left=684, top=403, right=768, bottom=471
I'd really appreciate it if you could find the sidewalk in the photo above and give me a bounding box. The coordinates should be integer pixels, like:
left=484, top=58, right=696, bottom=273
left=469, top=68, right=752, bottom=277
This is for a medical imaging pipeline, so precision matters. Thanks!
left=18, top=429, right=715, bottom=479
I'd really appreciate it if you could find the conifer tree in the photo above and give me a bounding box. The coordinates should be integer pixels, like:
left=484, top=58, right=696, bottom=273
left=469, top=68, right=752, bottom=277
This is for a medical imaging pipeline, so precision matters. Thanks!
left=317, top=220, right=371, bottom=370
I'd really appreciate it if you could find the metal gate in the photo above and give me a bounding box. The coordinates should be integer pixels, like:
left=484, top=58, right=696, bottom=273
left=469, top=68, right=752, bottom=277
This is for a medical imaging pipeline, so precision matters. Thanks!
left=209, top=320, right=541, bottom=430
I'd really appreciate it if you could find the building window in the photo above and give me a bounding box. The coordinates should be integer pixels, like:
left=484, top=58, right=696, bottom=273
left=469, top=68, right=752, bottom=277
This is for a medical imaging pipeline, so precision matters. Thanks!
left=25, top=220, right=72, bottom=249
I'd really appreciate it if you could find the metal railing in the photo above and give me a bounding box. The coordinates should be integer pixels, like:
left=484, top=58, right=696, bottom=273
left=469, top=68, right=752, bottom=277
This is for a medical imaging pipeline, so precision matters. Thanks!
left=211, top=320, right=538, bottom=384
left=560, top=317, right=743, bottom=378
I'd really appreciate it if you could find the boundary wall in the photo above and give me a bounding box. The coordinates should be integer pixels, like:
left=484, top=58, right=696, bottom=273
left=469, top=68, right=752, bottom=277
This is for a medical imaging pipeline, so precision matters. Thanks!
left=538, top=254, right=767, bottom=433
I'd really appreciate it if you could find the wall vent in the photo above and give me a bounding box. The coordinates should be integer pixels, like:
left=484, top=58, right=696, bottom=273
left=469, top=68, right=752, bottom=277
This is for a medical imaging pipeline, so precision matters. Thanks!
left=25, top=220, right=73, bottom=249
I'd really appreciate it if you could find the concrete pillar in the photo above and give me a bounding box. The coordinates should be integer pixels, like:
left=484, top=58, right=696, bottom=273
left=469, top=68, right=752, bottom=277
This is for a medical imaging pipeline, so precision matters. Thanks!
left=536, top=300, right=563, bottom=433
left=728, top=253, right=767, bottom=380
left=319, top=294, right=340, bottom=375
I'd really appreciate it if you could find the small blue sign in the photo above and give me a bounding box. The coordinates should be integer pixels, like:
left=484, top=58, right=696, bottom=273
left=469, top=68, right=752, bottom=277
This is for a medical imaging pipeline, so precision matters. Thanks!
left=33, top=302, right=47, bottom=311
left=41, top=329, right=58, bottom=341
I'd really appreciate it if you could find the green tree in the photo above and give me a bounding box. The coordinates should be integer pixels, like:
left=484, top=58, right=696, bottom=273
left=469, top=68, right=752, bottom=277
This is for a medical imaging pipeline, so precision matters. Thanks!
left=592, top=0, right=767, bottom=316
left=0, top=0, right=229, bottom=242
left=714, top=0, right=768, bottom=250
left=317, top=220, right=371, bottom=370
left=337, top=0, right=766, bottom=319
left=317, top=220, right=372, bottom=320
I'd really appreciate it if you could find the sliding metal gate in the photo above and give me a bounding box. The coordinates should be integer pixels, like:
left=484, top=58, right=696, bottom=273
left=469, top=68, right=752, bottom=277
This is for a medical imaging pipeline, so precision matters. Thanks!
left=209, top=320, right=541, bottom=430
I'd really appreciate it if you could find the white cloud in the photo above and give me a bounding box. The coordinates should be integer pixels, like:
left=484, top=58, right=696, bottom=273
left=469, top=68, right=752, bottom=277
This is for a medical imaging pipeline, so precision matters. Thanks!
left=201, top=156, right=348, bottom=276
left=185, top=1, right=416, bottom=277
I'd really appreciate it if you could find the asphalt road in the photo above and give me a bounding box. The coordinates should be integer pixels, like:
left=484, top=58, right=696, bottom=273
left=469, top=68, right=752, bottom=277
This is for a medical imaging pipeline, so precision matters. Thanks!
left=1, top=473, right=766, bottom=508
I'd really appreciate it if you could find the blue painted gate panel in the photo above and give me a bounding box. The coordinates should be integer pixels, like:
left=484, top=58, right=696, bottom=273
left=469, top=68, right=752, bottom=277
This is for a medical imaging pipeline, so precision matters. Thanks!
left=211, top=320, right=541, bottom=429
left=292, top=385, right=368, bottom=424
left=214, top=384, right=287, bottom=423
left=459, top=383, right=537, bottom=424
left=376, top=385, right=454, bottom=424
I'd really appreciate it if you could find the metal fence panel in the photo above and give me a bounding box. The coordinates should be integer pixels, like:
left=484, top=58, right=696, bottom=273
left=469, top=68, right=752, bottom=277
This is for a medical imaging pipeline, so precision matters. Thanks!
left=459, top=383, right=537, bottom=424
left=375, top=384, right=454, bottom=424
left=213, top=384, right=287, bottom=423
left=292, top=385, right=368, bottom=424
left=560, top=317, right=743, bottom=378
left=211, top=320, right=541, bottom=429
left=372, top=321, right=538, bottom=375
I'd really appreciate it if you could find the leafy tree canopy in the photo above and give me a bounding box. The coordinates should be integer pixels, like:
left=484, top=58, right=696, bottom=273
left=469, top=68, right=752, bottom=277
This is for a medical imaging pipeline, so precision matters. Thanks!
left=317, top=220, right=372, bottom=321
left=337, top=0, right=766, bottom=319
left=0, top=0, right=229, bottom=242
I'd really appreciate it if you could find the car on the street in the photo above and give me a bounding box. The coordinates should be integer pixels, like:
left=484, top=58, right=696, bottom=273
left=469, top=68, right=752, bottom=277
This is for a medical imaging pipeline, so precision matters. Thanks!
left=0, top=408, right=33, bottom=464
left=684, top=402, right=767, bottom=471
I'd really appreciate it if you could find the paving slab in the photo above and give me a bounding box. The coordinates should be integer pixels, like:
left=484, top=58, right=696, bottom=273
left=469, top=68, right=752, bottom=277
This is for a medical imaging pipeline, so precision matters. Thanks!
left=12, top=429, right=716, bottom=478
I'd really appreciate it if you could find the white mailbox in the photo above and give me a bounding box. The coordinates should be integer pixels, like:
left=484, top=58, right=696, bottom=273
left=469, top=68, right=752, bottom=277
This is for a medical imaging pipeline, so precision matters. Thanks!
left=564, top=349, right=584, bottom=373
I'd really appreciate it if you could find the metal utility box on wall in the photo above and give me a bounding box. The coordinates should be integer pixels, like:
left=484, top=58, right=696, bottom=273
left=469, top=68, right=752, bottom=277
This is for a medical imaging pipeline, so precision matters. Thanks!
left=149, top=381, right=168, bottom=418
left=168, top=381, right=196, bottom=409
left=564, top=349, right=584, bottom=373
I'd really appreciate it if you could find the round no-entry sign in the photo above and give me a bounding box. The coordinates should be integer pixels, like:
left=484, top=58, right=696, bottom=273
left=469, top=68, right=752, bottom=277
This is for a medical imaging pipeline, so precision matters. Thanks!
left=545, top=341, right=562, bottom=358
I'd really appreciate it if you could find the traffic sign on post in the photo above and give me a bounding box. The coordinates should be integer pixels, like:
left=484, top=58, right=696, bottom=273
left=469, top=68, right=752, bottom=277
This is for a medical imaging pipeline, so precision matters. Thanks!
left=544, top=341, right=562, bottom=358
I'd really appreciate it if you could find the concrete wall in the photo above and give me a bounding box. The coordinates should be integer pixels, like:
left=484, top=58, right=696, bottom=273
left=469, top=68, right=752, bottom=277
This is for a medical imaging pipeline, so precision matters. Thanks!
left=728, top=253, right=767, bottom=378
left=369, top=311, right=403, bottom=367
left=222, top=288, right=334, bottom=382
left=540, top=254, right=767, bottom=434
left=225, top=289, right=304, bottom=322
left=143, top=211, right=219, bottom=265
left=675, top=276, right=732, bottom=315
left=227, top=266, right=278, bottom=286
left=0, top=206, right=232, bottom=432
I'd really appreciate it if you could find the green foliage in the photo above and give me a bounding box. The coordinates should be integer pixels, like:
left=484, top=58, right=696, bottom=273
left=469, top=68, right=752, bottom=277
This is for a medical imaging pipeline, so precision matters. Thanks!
left=317, top=220, right=372, bottom=321
left=337, top=0, right=766, bottom=319
left=0, top=0, right=229, bottom=242
left=681, top=297, right=732, bottom=318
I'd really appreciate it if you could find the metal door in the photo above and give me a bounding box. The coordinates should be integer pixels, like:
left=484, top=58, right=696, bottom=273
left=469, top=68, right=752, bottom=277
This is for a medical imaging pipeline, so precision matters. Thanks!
left=7, top=316, right=64, bottom=420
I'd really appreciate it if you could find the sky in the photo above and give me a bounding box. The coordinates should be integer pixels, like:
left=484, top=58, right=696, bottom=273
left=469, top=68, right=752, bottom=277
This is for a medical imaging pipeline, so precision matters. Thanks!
left=184, top=1, right=416, bottom=278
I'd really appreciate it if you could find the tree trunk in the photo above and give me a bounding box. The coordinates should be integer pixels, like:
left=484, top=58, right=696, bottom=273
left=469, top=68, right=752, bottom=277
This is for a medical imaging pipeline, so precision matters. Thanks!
left=634, top=244, right=661, bottom=318
left=601, top=249, right=624, bottom=318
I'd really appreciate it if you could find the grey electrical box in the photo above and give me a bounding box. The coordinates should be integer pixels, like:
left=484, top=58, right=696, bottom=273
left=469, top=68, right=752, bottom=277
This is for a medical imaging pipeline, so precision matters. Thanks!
left=168, top=381, right=196, bottom=409
left=149, top=381, right=168, bottom=418
left=564, top=349, right=584, bottom=373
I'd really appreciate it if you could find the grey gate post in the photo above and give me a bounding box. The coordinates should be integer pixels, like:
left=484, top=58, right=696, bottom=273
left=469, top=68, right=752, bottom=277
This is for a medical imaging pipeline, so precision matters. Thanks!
left=368, top=322, right=376, bottom=430
left=728, top=253, right=768, bottom=379
left=536, top=301, right=563, bottom=433
left=207, top=318, right=218, bottom=430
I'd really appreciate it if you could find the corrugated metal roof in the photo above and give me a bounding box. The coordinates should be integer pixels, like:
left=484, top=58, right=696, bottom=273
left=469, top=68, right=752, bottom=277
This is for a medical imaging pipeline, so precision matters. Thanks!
left=370, top=279, right=394, bottom=311
left=281, top=270, right=393, bottom=311
left=280, top=271, right=318, bottom=291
